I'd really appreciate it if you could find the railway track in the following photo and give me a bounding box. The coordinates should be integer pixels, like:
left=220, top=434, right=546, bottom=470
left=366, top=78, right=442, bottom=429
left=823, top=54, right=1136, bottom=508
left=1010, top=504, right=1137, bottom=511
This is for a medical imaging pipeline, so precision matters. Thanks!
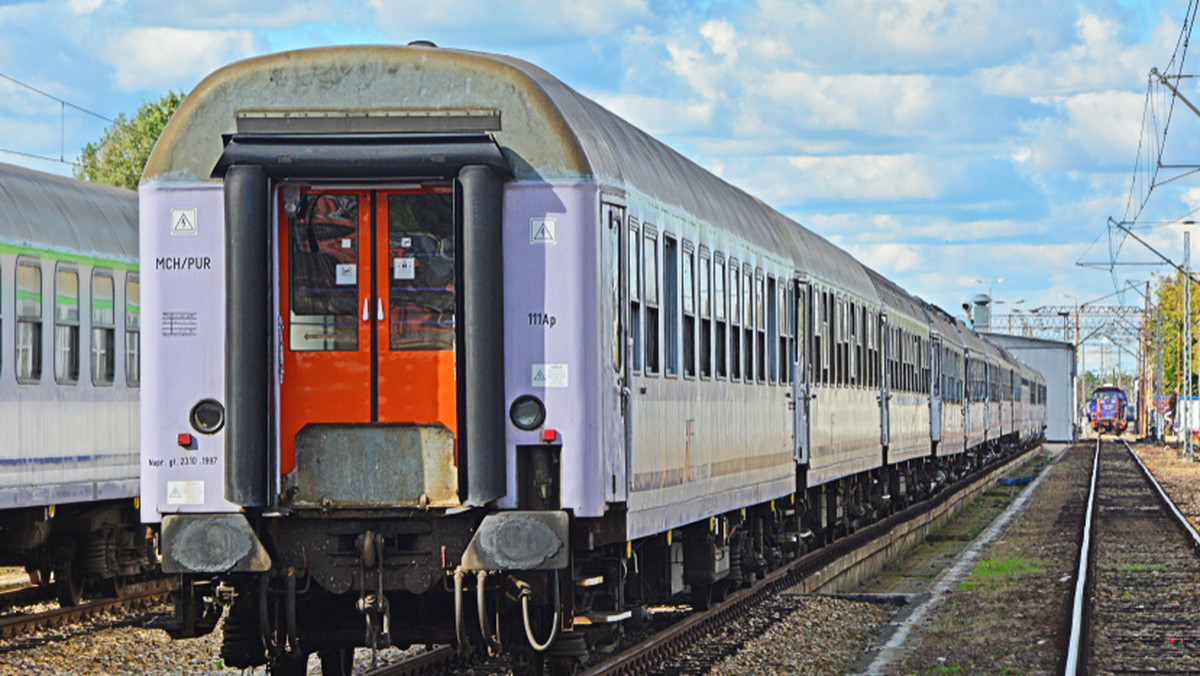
left=1065, top=438, right=1200, bottom=674
left=0, top=578, right=173, bottom=642
left=364, top=444, right=1044, bottom=676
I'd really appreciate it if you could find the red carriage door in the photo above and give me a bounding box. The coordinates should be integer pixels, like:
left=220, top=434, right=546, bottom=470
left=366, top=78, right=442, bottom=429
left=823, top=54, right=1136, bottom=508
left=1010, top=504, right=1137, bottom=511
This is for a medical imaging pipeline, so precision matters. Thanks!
left=279, top=186, right=458, bottom=496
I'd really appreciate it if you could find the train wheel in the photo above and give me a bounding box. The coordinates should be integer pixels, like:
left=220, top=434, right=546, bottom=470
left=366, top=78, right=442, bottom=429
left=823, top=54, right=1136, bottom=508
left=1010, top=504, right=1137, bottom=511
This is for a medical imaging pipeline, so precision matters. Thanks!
left=319, top=648, right=354, bottom=676
left=55, top=565, right=83, bottom=607
left=104, top=575, right=127, bottom=599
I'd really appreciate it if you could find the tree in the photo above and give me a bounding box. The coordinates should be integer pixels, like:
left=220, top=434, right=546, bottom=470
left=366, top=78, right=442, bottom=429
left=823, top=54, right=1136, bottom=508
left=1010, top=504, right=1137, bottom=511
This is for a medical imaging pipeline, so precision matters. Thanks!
left=1151, top=270, right=1200, bottom=395
left=74, top=91, right=184, bottom=190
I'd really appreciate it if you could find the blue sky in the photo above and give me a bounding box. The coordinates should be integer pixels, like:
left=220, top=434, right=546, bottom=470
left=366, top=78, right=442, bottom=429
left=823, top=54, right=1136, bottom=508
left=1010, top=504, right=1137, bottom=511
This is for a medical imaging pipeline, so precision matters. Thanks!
left=1, top=0, right=1198, bottom=372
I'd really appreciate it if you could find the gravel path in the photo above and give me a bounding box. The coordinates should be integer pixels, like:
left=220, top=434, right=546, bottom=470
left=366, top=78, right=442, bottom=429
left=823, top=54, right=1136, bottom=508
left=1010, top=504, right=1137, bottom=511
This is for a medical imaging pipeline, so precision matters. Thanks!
left=652, top=594, right=895, bottom=675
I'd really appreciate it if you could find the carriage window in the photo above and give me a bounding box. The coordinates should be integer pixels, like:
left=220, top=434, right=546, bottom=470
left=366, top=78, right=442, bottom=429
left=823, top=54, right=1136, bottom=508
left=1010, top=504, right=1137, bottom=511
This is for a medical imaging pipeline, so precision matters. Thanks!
left=714, top=257, right=727, bottom=379
left=91, top=272, right=115, bottom=386
left=729, top=260, right=740, bottom=380
left=663, top=235, right=678, bottom=377
left=681, top=243, right=695, bottom=378
left=834, top=298, right=843, bottom=386
left=778, top=282, right=789, bottom=385
left=125, top=275, right=140, bottom=387
left=388, top=189, right=455, bottom=351
left=610, top=211, right=622, bottom=372
left=16, top=261, right=42, bottom=383
left=55, top=267, right=80, bottom=385
left=644, top=232, right=659, bottom=375
left=766, top=275, right=777, bottom=383
left=743, top=268, right=753, bottom=382
left=700, top=252, right=712, bottom=379
left=630, top=223, right=642, bottom=373
left=289, top=193, right=360, bottom=351
left=758, top=272, right=768, bottom=383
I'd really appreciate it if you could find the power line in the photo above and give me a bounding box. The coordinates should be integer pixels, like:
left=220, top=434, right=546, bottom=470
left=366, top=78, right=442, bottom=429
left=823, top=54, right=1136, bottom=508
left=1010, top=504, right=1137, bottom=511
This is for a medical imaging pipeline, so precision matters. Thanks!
left=0, top=147, right=74, bottom=165
left=0, top=72, right=113, bottom=123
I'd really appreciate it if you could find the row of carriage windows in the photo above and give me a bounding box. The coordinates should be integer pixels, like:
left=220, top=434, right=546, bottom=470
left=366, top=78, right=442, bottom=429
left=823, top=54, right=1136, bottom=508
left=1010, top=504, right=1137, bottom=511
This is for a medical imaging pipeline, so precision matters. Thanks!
left=625, top=220, right=797, bottom=386
left=624, top=218, right=924, bottom=394
left=619, top=218, right=1039, bottom=401
left=3, top=259, right=140, bottom=387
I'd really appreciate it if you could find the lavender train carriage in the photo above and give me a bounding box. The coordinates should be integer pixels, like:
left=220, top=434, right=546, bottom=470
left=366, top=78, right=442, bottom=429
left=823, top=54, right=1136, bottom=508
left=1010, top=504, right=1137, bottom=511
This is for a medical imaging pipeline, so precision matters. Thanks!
left=139, top=45, right=1045, bottom=674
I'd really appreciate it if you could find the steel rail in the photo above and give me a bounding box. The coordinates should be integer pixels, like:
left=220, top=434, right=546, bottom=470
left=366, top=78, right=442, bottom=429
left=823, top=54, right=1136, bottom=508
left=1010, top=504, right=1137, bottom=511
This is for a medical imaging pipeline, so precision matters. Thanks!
left=363, top=443, right=1046, bottom=676
left=586, top=443, right=1044, bottom=676
left=1063, top=436, right=1100, bottom=676
left=364, top=645, right=460, bottom=676
left=1123, top=438, right=1200, bottom=554
left=0, top=579, right=173, bottom=640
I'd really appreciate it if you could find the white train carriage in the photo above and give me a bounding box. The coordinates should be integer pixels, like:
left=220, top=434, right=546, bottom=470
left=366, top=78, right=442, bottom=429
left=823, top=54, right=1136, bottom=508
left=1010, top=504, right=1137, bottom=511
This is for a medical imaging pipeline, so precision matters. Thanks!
left=137, top=45, right=1047, bottom=673
left=0, top=162, right=149, bottom=604
left=922, top=301, right=967, bottom=459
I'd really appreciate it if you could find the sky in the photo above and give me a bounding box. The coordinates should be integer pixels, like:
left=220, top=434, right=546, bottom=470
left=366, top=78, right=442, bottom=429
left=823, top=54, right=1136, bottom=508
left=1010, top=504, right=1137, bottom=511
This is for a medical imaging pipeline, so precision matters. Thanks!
left=2, top=0, right=1199, bottom=374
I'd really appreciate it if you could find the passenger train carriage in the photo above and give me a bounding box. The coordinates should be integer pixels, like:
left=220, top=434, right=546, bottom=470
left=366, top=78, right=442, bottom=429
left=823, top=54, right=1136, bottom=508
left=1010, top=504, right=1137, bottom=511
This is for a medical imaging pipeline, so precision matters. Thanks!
left=139, top=45, right=1045, bottom=674
left=0, top=162, right=152, bottom=605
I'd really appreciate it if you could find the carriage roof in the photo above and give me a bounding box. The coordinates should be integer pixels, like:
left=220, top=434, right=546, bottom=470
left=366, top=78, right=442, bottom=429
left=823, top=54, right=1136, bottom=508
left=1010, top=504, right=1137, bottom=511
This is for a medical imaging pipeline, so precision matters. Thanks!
left=145, top=45, right=877, bottom=299
left=0, top=162, right=136, bottom=263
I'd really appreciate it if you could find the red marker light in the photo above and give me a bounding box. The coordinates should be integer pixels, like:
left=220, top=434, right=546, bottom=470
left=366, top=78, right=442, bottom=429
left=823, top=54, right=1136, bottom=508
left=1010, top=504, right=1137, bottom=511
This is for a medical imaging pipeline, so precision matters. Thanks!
left=541, top=429, right=558, bottom=443
left=177, top=433, right=194, bottom=447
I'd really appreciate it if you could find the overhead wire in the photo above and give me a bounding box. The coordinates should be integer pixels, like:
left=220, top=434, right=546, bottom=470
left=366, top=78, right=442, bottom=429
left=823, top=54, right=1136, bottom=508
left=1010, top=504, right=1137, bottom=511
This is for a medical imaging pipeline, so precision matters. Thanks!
left=0, top=71, right=114, bottom=165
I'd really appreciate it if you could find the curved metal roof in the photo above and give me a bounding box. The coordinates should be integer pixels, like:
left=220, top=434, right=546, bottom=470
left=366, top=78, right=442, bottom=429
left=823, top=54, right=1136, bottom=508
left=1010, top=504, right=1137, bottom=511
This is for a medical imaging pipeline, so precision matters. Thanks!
left=145, top=45, right=876, bottom=299
left=0, top=162, right=137, bottom=262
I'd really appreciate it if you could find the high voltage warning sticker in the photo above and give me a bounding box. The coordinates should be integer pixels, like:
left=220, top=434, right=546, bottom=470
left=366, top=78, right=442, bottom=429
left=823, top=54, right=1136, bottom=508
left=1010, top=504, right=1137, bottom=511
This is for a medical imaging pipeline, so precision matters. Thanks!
left=532, top=363, right=569, bottom=388
left=170, top=208, right=198, bottom=236
left=166, top=480, right=204, bottom=505
left=530, top=217, right=556, bottom=245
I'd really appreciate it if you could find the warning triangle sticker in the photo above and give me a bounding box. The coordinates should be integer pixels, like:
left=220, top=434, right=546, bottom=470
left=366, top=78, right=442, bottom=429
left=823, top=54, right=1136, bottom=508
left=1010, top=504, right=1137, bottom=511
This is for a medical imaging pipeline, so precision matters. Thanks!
left=171, top=208, right=198, bottom=236
left=533, top=368, right=546, bottom=382
left=168, top=487, right=182, bottom=498
left=530, top=217, right=556, bottom=244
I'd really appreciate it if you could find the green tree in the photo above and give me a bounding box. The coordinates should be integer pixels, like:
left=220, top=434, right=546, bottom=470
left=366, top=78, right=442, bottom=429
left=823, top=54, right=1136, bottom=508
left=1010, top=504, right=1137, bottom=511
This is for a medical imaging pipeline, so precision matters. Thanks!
left=74, top=91, right=184, bottom=190
left=1151, top=270, right=1200, bottom=395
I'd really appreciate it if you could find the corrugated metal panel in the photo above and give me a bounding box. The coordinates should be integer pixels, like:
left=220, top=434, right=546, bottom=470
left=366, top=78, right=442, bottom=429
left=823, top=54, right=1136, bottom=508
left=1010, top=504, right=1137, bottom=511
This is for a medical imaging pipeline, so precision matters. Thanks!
left=0, top=162, right=136, bottom=262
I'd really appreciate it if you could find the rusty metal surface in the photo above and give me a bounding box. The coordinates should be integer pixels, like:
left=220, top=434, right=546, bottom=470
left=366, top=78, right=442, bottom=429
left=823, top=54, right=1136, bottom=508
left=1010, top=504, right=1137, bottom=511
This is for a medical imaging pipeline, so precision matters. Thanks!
left=286, top=423, right=458, bottom=508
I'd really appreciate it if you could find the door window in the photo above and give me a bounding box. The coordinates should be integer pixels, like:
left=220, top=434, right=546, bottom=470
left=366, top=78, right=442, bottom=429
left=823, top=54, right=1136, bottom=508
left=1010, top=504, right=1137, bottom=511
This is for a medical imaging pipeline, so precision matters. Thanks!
left=388, top=188, right=455, bottom=351
left=288, top=193, right=360, bottom=351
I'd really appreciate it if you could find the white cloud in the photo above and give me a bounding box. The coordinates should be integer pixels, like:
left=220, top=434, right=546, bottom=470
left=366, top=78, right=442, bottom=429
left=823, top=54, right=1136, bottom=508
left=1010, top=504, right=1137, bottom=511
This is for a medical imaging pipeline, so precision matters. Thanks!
left=981, top=12, right=1164, bottom=97
left=752, top=71, right=940, bottom=133
left=365, top=0, right=651, bottom=40
left=744, top=0, right=1077, bottom=71
left=68, top=0, right=111, bottom=16
left=592, top=93, right=714, bottom=136
left=102, top=27, right=260, bottom=91
left=1015, top=90, right=1143, bottom=171
left=857, top=241, right=923, bottom=273
left=786, top=153, right=946, bottom=201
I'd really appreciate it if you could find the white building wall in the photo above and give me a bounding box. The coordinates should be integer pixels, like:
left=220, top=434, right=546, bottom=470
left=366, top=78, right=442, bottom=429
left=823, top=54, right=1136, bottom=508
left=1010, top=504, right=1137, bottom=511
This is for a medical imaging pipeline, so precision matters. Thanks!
left=983, top=334, right=1077, bottom=442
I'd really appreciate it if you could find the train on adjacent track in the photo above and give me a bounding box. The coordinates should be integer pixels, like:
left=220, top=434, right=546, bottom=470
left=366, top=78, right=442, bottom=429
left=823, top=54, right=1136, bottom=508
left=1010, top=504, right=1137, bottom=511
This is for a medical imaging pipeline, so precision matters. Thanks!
left=0, top=162, right=153, bottom=606
left=137, top=45, right=1046, bottom=675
